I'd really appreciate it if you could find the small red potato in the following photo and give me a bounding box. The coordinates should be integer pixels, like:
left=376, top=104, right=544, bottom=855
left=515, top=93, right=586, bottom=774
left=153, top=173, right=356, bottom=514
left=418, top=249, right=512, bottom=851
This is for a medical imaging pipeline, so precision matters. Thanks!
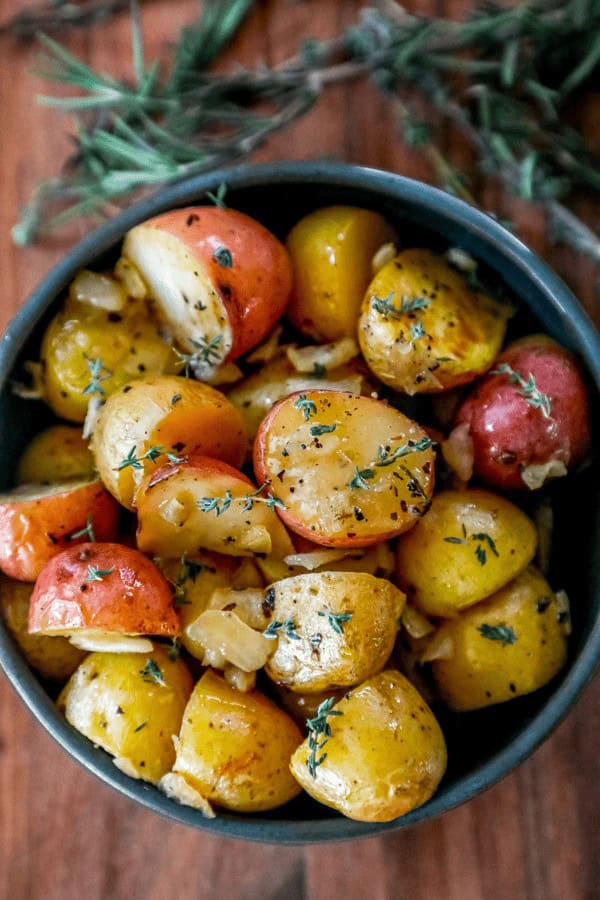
left=0, top=479, right=119, bottom=582
left=455, top=335, right=592, bottom=490
left=122, top=206, right=292, bottom=376
left=136, top=455, right=295, bottom=560
left=254, top=390, right=435, bottom=548
left=91, top=375, right=247, bottom=510
left=29, top=542, right=179, bottom=638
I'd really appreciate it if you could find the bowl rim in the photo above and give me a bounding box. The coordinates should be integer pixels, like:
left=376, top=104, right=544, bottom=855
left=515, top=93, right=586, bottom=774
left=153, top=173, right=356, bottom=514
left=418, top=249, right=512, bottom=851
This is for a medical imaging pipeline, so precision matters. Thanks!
left=1, top=160, right=599, bottom=845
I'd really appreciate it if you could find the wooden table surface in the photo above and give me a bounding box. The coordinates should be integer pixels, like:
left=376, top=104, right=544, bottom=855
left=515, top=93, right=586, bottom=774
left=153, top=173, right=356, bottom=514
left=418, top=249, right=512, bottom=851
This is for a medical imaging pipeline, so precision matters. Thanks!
left=0, top=2, right=598, bottom=898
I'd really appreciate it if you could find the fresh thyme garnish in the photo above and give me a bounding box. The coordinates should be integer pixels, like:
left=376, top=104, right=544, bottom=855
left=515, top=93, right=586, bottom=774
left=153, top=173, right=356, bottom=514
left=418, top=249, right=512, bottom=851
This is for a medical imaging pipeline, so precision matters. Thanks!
left=293, top=394, right=317, bottom=421
left=213, top=246, right=233, bottom=268
left=84, top=565, right=114, bottom=583
left=491, top=363, right=552, bottom=418
left=140, top=659, right=165, bottom=686
left=410, top=320, right=426, bottom=341
left=444, top=528, right=499, bottom=565
left=68, top=514, right=96, bottom=543
left=263, top=618, right=300, bottom=641
left=478, top=623, right=517, bottom=645
left=167, top=638, right=182, bottom=661
left=375, top=437, right=434, bottom=467
left=348, top=467, right=376, bottom=490
left=309, top=363, right=327, bottom=378
left=317, top=610, right=353, bottom=634
left=82, top=356, right=112, bottom=397
left=117, top=445, right=185, bottom=470
left=310, top=423, right=337, bottom=437
left=206, top=182, right=227, bottom=208
left=197, top=483, right=285, bottom=516
left=11, top=0, right=600, bottom=271
left=371, top=293, right=430, bottom=320
left=306, top=697, right=343, bottom=777
left=174, top=336, right=223, bottom=376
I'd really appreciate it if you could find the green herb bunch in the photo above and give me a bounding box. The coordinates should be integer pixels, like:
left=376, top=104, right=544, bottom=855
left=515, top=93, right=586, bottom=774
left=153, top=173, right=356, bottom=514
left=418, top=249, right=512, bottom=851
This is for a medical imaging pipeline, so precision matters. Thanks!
left=9, top=0, right=599, bottom=268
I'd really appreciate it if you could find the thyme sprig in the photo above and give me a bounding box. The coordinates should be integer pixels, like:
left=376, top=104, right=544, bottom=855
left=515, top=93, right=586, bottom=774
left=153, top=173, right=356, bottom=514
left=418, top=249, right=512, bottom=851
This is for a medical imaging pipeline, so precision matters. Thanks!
left=478, top=623, right=517, bottom=645
left=306, top=697, right=343, bottom=777
left=197, top=482, right=286, bottom=516
left=84, top=565, right=114, bottom=582
left=444, top=526, right=499, bottom=566
left=11, top=0, right=600, bottom=267
left=174, top=336, right=223, bottom=376
left=347, top=437, right=433, bottom=490
left=263, top=618, right=300, bottom=641
left=318, top=610, right=353, bottom=634
left=82, top=356, right=112, bottom=397
left=140, top=659, right=165, bottom=685
left=68, top=514, right=96, bottom=543
left=117, top=445, right=185, bottom=470
left=0, top=0, right=131, bottom=41
left=491, top=362, right=552, bottom=418
left=371, top=293, right=430, bottom=320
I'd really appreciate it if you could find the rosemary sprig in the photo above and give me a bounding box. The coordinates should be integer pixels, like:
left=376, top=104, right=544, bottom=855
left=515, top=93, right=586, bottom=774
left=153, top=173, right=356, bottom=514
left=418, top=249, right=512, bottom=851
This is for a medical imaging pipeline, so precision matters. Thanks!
left=11, top=0, right=600, bottom=268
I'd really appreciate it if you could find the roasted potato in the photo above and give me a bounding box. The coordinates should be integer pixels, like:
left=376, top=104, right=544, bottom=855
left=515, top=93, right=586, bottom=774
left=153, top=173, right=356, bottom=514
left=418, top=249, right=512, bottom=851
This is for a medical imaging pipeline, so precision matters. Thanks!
left=455, top=335, right=592, bottom=490
left=0, top=577, right=86, bottom=680
left=0, top=479, right=120, bottom=582
left=264, top=572, right=405, bottom=693
left=358, top=249, right=511, bottom=394
left=290, top=670, right=447, bottom=822
left=16, top=426, right=95, bottom=485
left=431, top=567, right=569, bottom=710
left=286, top=205, right=397, bottom=340
left=228, top=354, right=367, bottom=439
left=395, top=488, right=537, bottom=618
left=29, top=542, right=179, bottom=642
left=58, top=647, right=193, bottom=783
left=91, top=375, right=247, bottom=510
left=136, top=455, right=294, bottom=560
left=254, top=390, right=435, bottom=547
left=169, top=669, right=302, bottom=813
left=122, top=206, right=292, bottom=376
left=40, top=280, right=178, bottom=422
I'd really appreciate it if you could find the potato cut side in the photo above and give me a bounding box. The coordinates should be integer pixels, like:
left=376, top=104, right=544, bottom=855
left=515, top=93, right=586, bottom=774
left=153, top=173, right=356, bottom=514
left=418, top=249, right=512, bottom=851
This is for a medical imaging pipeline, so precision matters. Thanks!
left=68, top=632, right=154, bottom=653
left=254, top=390, right=436, bottom=548
left=123, top=226, right=233, bottom=378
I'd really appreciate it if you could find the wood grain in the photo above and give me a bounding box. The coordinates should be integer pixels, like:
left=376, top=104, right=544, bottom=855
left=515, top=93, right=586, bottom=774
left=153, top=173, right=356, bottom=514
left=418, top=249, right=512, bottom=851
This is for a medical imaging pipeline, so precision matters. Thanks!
left=0, top=3, right=598, bottom=899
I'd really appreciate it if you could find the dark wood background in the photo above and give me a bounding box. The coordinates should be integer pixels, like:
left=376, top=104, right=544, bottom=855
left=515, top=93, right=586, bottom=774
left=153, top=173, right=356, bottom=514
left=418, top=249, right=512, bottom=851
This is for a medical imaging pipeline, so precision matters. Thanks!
left=0, top=2, right=598, bottom=898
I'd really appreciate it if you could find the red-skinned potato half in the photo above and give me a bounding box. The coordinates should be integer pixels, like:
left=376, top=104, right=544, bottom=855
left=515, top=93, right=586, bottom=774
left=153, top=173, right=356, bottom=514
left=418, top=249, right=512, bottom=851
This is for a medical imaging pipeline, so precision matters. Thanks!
left=29, top=543, right=179, bottom=640
left=253, top=390, right=436, bottom=548
left=136, top=454, right=295, bottom=559
left=121, top=207, right=292, bottom=376
left=455, top=335, right=592, bottom=490
left=0, top=479, right=119, bottom=582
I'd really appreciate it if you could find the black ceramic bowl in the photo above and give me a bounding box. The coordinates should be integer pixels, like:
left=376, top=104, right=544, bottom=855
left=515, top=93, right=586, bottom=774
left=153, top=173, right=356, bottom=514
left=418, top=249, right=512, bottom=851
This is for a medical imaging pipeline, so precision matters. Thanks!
left=1, top=162, right=599, bottom=844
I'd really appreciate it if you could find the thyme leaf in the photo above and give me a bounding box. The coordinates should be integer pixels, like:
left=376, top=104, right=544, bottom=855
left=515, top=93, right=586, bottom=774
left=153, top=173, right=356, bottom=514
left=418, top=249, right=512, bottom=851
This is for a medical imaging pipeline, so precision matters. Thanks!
left=140, top=659, right=166, bottom=686
left=478, top=623, right=517, bottom=645
left=306, top=697, right=343, bottom=777
left=491, top=363, right=552, bottom=418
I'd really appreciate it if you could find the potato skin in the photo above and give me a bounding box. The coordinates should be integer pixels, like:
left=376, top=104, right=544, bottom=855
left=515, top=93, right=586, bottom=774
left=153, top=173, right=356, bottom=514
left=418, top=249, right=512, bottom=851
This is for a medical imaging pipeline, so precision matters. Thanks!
left=455, top=335, right=592, bottom=490
left=431, top=567, right=569, bottom=710
left=0, top=479, right=120, bottom=582
left=253, top=390, right=435, bottom=548
left=58, top=648, right=193, bottom=783
left=0, top=578, right=86, bottom=680
left=17, top=426, right=95, bottom=485
left=395, top=489, right=537, bottom=618
left=286, top=206, right=397, bottom=340
left=91, top=375, right=247, bottom=510
left=290, top=670, right=447, bottom=822
left=172, top=669, right=303, bottom=813
left=358, top=249, right=510, bottom=394
left=40, top=294, right=177, bottom=423
left=136, top=455, right=294, bottom=560
left=264, top=572, right=405, bottom=693
left=29, top=542, right=179, bottom=636
left=123, top=207, right=292, bottom=362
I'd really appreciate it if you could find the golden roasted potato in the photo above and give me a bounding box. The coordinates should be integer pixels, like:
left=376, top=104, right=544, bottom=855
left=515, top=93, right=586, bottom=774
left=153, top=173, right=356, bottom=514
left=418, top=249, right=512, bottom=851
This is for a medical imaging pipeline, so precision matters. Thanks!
left=395, top=488, right=537, bottom=617
left=290, top=670, right=447, bottom=822
left=430, top=567, right=569, bottom=710
left=0, top=577, right=86, bottom=680
left=136, top=455, right=294, bottom=560
left=358, top=249, right=511, bottom=394
left=170, top=669, right=303, bottom=813
left=16, top=426, right=95, bottom=485
left=286, top=206, right=397, bottom=340
left=228, top=355, right=367, bottom=439
left=91, top=375, right=247, bottom=510
left=264, top=572, right=405, bottom=693
left=254, top=390, right=435, bottom=548
left=40, top=283, right=178, bottom=422
left=58, top=647, right=193, bottom=783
